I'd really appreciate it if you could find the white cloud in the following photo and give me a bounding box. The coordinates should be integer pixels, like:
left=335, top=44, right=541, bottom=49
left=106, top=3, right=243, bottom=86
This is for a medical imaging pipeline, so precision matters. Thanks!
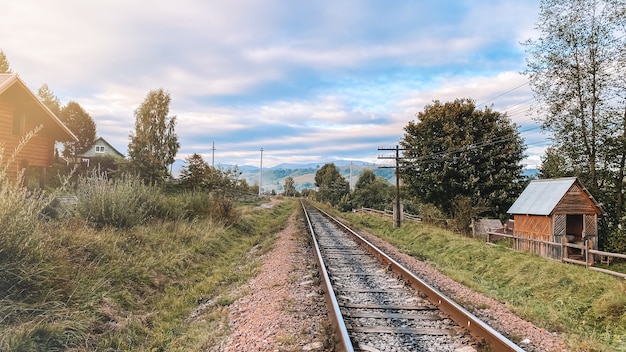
left=2, top=0, right=546, bottom=168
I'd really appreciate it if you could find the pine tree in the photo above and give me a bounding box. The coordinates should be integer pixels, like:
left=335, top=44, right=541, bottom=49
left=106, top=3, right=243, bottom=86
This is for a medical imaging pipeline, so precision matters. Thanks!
left=37, top=84, right=62, bottom=116
left=0, top=50, right=13, bottom=74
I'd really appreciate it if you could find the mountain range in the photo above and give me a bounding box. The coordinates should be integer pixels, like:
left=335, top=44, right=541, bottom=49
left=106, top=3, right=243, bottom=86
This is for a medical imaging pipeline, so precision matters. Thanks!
left=172, top=158, right=539, bottom=193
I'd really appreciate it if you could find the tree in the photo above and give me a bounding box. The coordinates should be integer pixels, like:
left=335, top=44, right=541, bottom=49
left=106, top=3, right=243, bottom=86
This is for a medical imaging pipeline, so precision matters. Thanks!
left=314, top=163, right=349, bottom=206
left=352, top=169, right=393, bottom=210
left=523, top=0, right=626, bottom=250
left=522, top=0, right=625, bottom=193
left=59, top=101, right=96, bottom=158
left=128, top=89, right=180, bottom=184
left=400, top=98, right=526, bottom=218
left=180, top=153, right=211, bottom=190
left=37, top=84, right=62, bottom=116
left=283, top=176, right=297, bottom=197
left=538, top=145, right=574, bottom=179
left=0, top=50, right=12, bottom=73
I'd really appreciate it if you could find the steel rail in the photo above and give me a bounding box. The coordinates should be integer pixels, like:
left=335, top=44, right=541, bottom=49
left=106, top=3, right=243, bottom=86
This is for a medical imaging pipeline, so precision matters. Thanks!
left=301, top=200, right=354, bottom=352
left=308, top=201, right=525, bottom=352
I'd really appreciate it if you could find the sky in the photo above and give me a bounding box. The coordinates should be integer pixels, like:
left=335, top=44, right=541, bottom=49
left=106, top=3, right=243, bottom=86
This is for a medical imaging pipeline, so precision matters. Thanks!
left=3, top=0, right=549, bottom=169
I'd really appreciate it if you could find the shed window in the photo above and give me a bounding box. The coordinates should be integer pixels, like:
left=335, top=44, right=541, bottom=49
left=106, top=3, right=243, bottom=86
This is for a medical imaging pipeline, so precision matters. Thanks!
left=95, top=146, right=105, bottom=153
left=12, top=110, right=25, bottom=135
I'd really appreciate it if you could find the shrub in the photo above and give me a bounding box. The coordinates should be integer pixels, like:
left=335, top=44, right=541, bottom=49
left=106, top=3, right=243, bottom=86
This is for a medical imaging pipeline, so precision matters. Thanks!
left=0, top=141, right=49, bottom=265
left=206, top=193, right=238, bottom=225
left=417, top=203, right=446, bottom=225
left=74, top=171, right=161, bottom=229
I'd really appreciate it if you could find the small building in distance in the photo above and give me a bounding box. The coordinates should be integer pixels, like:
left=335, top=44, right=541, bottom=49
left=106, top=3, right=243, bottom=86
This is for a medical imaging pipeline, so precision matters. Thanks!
left=507, top=177, right=603, bottom=259
left=0, top=74, right=77, bottom=186
left=77, top=137, right=124, bottom=165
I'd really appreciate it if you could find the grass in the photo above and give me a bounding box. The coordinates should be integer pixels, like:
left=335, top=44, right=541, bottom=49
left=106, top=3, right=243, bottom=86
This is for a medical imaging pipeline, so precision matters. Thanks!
left=0, top=174, right=297, bottom=352
left=330, top=207, right=626, bottom=352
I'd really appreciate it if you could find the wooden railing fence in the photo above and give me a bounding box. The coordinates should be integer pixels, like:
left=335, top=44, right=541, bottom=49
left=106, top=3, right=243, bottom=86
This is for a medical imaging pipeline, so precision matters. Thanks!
left=487, top=231, right=626, bottom=279
left=356, top=207, right=422, bottom=222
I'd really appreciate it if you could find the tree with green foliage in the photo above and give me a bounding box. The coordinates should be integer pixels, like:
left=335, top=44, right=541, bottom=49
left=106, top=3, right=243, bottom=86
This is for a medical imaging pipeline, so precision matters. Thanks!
left=524, top=0, right=626, bottom=250
left=37, top=84, right=62, bottom=116
left=401, top=98, right=526, bottom=218
left=314, top=163, right=349, bottom=206
left=523, top=0, right=626, bottom=194
left=283, top=176, right=297, bottom=197
left=128, top=89, right=180, bottom=184
left=352, top=169, right=393, bottom=210
left=538, top=145, right=574, bottom=179
left=180, top=153, right=211, bottom=190
left=59, top=101, right=96, bottom=158
left=0, top=50, right=12, bottom=73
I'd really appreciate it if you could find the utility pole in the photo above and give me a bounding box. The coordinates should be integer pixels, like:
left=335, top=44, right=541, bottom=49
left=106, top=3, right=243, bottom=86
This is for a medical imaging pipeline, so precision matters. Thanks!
left=211, top=141, right=216, bottom=168
left=259, top=147, right=263, bottom=197
left=378, top=145, right=404, bottom=228
left=349, top=161, right=353, bottom=191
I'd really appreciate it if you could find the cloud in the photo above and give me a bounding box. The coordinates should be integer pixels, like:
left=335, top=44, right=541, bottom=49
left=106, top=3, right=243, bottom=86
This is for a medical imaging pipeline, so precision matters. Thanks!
left=3, top=0, right=546, bottom=168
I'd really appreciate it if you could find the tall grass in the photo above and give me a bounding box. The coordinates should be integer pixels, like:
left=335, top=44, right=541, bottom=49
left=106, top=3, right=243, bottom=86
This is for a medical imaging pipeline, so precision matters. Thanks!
left=0, top=146, right=297, bottom=352
left=337, top=208, right=626, bottom=351
left=74, top=170, right=161, bottom=228
left=71, top=170, right=240, bottom=228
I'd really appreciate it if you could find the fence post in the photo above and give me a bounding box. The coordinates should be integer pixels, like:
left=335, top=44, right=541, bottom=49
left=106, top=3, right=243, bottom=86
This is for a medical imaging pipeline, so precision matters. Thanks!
left=586, top=240, right=593, bottom=267
left=561, top=236, right=567, bottom=262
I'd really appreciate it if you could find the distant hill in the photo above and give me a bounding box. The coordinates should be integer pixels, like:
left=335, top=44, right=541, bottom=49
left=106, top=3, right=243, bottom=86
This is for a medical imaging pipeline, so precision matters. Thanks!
left=239, top=162, right=394, bottom=193
left=171, top=159, right=537, bottom=194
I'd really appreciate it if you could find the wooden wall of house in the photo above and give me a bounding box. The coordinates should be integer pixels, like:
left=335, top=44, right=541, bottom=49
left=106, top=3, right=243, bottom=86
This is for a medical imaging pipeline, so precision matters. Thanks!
left=513, top=214, right=557, bottom=258
left=513, top=214, right=552, bottom=240
left=553, top=183, right=600, bottom=215
left=0, top=97, right=55, bottom=181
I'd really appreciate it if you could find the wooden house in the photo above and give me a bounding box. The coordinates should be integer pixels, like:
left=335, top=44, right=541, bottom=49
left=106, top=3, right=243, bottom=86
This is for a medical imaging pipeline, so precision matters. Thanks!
left=507, top=177, right=603, bottom=259
left=0, top=74, right=77, bottom=186
left=77, top=137, right=124, bottom=167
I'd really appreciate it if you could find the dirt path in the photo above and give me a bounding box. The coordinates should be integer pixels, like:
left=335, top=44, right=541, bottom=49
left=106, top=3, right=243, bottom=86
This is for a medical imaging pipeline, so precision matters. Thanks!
left=223, top=205, right=331, bottom=351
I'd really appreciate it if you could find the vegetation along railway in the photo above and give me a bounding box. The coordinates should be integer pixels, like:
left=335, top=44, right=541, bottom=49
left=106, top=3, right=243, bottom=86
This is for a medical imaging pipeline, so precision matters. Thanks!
left=301, top=200, right=524, bottom=352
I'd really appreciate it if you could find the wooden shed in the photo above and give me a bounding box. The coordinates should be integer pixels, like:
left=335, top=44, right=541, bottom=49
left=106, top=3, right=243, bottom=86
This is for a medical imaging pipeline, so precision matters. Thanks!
left=507, top=177, right=603, bottom=259
left=0, top=74, right=78, bottom=186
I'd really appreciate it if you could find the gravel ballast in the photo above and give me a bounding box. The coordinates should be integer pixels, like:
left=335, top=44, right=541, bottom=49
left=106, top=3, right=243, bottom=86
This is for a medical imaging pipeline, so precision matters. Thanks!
left=216, top=202, right=569, bottom=351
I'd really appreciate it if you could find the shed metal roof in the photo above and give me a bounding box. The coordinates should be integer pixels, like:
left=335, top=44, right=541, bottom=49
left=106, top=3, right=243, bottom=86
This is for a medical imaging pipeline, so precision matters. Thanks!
left=507, top=177, right=577, bottom=215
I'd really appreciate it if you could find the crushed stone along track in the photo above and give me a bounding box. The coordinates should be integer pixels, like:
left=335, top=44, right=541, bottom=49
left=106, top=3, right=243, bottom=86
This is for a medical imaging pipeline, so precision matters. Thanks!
left=303, top=201, right=525, bottom=352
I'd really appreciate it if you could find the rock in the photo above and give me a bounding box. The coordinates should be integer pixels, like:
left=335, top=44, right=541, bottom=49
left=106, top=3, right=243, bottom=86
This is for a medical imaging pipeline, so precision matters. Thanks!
left=302, top=341, right=324, bottom=351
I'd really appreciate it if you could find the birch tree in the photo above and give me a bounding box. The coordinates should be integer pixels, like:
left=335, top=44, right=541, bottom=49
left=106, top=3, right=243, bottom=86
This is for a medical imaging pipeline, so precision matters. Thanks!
left=128, top=89, right=180, bottom=184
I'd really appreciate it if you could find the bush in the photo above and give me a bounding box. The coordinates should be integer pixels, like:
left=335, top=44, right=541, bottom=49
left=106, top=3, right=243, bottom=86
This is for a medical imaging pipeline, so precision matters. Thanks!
left=206, top=193, right=238, bottom=225
left=605, top=229, right=626, bottom=254
left=74, top=171, right=161, bottom=229
left=0, top=172, right=48, bottom=265
left=417, top=203, right=446, bottom=225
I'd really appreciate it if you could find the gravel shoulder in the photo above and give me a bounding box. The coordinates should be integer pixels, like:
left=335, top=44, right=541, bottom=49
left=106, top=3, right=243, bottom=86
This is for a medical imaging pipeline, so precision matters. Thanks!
left=222, top=204, right=331, bottom=352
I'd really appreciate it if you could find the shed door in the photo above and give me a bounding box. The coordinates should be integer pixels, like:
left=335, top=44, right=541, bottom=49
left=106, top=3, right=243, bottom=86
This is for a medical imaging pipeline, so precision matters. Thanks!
left=566, top=214, right=583, bottom=241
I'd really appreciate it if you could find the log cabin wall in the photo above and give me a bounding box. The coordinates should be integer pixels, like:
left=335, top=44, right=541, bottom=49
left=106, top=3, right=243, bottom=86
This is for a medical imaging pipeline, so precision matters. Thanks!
left=0, top=97, right=55, bottom=181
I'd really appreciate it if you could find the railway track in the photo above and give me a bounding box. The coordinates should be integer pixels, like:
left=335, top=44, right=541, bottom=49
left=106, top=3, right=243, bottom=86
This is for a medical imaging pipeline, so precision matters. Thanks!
left=301, top=200, right=524, bottom=352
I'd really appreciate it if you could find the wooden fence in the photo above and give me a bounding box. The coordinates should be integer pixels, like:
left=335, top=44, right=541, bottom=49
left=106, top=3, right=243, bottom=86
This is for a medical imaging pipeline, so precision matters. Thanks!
left=487, top=231, right=626, bottom=279
left=356, top=207, right=422, bottom=222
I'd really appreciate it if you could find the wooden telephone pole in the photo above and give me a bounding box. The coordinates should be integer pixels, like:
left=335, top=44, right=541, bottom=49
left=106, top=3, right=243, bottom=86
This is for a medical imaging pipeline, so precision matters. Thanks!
left=378, top=145, right=404, bottom=227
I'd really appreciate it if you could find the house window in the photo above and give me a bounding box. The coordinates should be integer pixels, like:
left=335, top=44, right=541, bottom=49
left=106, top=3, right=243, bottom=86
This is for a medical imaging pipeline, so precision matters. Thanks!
left=12, top=110, right=25, bottom=135
left=95, top=146, right=105, bottom=153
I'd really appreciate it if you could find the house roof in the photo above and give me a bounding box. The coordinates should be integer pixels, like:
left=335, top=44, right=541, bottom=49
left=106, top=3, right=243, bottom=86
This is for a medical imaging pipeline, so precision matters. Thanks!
left=0, top=74, right=78, bottom=142
left=78, top=137, right=125, bottom=158
left=507, top=177, right=602, bottom=216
